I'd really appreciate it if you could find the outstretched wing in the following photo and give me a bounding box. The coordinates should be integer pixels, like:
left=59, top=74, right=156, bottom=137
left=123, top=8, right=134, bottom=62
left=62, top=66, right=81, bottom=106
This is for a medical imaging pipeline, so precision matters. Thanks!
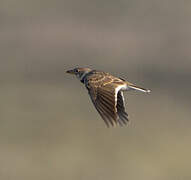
left=88, top=84, right=128, bottom=127
left=85, top=71, right=129, bottom=127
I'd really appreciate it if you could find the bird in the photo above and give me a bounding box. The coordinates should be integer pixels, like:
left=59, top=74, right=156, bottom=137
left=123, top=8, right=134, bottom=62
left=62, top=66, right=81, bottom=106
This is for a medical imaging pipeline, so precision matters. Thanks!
left=66, top=67, right=150, bottom=127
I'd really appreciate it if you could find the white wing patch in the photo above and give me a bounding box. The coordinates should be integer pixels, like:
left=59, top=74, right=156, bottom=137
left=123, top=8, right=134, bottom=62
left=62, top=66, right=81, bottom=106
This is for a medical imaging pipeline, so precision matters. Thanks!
left=114, top=84, right=127, bottom=104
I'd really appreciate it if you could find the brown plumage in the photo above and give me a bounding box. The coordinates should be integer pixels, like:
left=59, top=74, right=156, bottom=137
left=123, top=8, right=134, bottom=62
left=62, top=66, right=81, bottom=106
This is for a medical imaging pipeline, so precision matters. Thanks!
left=66, top=67, right=150, bottom=127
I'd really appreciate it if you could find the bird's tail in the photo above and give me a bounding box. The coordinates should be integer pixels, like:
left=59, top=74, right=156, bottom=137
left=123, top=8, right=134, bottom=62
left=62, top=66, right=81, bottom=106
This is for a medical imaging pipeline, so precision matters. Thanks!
left=127, top=84, right=151, bottom=93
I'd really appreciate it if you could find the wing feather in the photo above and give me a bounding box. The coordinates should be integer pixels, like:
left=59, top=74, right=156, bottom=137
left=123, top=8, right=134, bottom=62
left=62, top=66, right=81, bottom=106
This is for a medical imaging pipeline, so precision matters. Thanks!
left=96, top=101, right=115, bottom=126
left=86, top=71, right=129, bottom=127
left=116, top=91, right=129, bottom=124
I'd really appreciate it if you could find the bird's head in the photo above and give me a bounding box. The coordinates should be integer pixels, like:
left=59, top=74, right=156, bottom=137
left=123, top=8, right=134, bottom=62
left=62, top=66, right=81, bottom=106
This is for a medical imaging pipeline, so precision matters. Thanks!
left=66, top=67, right=92, bottom=82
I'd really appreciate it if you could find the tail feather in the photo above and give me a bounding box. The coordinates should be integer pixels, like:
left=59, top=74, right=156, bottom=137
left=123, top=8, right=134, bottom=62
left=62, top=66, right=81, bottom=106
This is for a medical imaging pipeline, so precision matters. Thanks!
left=128, top=84, right=151, bottom=93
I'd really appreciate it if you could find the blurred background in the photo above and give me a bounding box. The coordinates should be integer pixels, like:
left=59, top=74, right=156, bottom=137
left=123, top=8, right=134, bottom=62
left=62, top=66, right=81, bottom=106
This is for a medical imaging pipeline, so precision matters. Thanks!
left=0, top=0, right=191, bottom=179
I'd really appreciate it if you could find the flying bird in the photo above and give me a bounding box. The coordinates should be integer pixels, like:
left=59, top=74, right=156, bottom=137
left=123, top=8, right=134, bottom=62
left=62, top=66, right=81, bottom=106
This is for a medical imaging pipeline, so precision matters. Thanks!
left=66, top=67, right=150, bottom=127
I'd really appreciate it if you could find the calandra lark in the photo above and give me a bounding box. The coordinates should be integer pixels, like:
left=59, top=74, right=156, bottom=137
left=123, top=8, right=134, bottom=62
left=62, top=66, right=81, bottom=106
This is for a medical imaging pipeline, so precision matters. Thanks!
left=66, top=67, right=150, bottom=127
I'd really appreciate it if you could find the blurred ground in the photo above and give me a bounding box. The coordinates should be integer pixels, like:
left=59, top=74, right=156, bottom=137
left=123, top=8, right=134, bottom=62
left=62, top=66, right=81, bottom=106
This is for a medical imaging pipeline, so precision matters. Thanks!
left=0, top=0, right=191, bottom=180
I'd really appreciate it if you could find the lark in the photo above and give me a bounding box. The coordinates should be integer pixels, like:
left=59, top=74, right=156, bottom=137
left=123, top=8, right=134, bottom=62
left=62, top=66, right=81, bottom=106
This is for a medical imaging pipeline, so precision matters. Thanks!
left=66, top=67, right=150, bottom=127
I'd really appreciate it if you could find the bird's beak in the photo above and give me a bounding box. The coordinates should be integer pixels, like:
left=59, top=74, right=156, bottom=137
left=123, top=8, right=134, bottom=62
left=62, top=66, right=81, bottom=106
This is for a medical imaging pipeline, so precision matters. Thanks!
left=66, top=69, right=75, bottom=74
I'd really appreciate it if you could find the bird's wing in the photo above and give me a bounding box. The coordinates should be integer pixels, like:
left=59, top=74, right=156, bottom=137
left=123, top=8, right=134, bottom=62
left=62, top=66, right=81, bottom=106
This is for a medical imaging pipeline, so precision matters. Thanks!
left=88, top=82, right=128, bottom=127
left=88, top=84, right=117, bottom=127
left=116, top=91, right=129, bottom=125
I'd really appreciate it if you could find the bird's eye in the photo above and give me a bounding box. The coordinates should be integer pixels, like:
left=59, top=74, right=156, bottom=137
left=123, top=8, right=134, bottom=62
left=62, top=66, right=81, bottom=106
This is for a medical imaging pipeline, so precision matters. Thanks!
left=74, top=69, right=79, bottom=73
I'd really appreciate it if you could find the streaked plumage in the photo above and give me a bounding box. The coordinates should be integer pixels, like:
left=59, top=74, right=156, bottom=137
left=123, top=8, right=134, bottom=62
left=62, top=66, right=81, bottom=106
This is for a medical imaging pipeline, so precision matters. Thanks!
left=66, top=67, right=150, bottom=127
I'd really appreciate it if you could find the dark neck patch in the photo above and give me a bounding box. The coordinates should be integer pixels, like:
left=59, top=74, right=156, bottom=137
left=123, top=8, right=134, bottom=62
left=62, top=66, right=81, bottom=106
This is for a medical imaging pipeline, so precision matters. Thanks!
left=80, top=76, right=86, bottom=83
left=80, top=70, right=94, bottom=84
